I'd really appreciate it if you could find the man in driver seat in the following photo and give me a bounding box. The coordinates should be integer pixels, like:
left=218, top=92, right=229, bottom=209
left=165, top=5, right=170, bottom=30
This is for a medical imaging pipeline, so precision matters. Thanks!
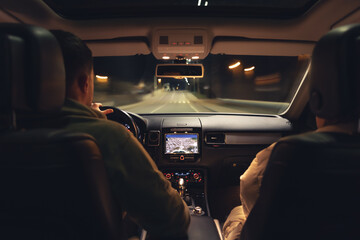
left=49, top=30, right=190, bottom=239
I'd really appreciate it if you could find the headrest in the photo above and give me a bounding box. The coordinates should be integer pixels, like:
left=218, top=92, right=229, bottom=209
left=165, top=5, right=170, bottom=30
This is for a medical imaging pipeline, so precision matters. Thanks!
left=310, top=24, right=360, bottom=119
left=0, top=23, right=65, bottom=114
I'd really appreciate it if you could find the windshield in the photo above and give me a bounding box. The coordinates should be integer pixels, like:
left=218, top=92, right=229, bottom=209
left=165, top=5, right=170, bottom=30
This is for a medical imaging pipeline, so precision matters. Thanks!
left=93, top=54, right=310, bottom=115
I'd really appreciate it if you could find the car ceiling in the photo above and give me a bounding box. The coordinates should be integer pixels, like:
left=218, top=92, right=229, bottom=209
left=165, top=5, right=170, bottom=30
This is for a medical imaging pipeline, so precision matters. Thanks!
left=41, top=0, right=319, bottom=19
left=1, top=0, right=360, bottom=58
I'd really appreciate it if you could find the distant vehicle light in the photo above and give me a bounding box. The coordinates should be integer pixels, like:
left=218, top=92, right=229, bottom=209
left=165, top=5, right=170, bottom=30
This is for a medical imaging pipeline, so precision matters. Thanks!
left=228, top=61, right=241, bottom=69
left=192, top=56, right=200, bottom=59
left=162, top=56, right=170, bottom=60
left=244, top=66, right=255, bottom=72
left=158, top=78, right=162, bottom=83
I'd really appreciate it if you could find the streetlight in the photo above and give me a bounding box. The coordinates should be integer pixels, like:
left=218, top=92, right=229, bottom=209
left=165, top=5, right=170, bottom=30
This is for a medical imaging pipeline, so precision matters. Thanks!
left=244, top=66, right=255, bottom=72
left=95, top=75, right=108, bottom=83
left=229, top=61, right=241, bottom=69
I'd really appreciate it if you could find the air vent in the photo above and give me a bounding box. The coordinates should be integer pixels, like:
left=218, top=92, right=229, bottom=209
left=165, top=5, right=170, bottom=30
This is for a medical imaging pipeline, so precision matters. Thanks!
left=148, top=130, right=160, bottom=146
left=205, top=133, right=225, bottom=144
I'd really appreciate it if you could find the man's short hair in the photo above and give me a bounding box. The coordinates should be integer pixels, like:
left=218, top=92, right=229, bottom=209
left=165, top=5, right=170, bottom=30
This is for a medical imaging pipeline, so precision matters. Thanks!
left=50, top=30, right=93, bottom=94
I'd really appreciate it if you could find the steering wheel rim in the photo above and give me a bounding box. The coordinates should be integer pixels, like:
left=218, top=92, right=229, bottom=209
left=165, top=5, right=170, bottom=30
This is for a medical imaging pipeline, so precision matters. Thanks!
left=100, top=106, right=139, bottom=138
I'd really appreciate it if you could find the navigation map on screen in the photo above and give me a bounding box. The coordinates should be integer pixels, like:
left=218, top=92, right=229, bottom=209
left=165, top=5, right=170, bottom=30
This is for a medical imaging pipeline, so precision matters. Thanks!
left=165, top=134, right=199, bottom=154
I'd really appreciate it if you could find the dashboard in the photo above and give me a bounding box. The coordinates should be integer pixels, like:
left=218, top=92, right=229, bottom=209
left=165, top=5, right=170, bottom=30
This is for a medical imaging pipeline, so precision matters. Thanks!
left=105, top=108, right=292, bottom=183
left=141, top=114, right=291, bottom=177
left=104, top=107, right=293, bottom=219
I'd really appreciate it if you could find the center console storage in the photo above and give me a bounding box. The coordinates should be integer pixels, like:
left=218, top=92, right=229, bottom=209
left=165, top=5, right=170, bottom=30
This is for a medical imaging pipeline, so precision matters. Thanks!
left=187, top=215, right=222, bottom=240
left=141, top=215, right=222, bottom=240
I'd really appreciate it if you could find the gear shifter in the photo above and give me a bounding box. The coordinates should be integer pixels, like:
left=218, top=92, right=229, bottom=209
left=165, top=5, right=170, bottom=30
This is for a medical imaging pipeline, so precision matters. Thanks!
left=178, top=178, right=193, bottom=206
left=178, top=178, right=185, bottom=197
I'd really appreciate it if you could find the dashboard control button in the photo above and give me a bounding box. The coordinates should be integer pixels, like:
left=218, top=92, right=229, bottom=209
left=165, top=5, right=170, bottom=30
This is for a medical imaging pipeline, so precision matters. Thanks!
left=165, top=173, right=172, bottom=180
left=193, top=173, right=200, bottom=180
left=180, top=155, right=185, bottom=161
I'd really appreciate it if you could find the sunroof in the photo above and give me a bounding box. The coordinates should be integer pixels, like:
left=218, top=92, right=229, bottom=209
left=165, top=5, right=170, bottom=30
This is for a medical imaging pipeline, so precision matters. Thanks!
left=44, top=0, right=319, bottom=19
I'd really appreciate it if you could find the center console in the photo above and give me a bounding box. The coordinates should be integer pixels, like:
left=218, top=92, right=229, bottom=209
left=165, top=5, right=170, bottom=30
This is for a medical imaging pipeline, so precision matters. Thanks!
left=162, top=168, right=208, bottom=216
left=161, top=120, right=208, bottom=216
left=143, top=167, right=221, bottom=240
left=142, top=118, right=222, bottom=239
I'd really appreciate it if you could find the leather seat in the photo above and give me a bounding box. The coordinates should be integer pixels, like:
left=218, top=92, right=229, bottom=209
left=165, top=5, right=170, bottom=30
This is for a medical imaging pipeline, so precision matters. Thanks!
left=240, top=24, right=360, bottom=240
left=0, top=23, right=122, bottom=240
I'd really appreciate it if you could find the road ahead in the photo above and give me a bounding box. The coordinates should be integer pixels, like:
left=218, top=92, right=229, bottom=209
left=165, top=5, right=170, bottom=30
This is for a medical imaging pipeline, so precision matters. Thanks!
left=120, top=91, right=211, bottom=113
left=116, top=90, right=287, bottom=114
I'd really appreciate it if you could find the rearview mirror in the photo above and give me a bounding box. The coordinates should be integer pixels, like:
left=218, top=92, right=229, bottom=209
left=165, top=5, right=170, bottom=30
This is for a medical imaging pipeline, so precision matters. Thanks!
left=156, top=64, right=204, bottom=78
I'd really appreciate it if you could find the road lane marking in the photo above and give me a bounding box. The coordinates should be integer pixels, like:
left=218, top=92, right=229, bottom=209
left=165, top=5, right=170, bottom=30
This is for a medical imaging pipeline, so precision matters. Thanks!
left=188, top=102, right=199, bottom=112
left=150, top=103, right=167, bottom=113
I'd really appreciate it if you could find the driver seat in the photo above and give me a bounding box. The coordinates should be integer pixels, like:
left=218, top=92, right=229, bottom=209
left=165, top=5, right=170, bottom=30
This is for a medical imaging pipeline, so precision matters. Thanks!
left=0, top=23, right=122, bottom=240
left=240, top=24, right=360, bottom=240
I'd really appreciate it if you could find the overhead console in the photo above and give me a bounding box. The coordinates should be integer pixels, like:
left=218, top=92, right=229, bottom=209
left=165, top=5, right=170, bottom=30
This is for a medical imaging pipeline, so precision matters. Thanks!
left=152, top=29, right=210, bottom=60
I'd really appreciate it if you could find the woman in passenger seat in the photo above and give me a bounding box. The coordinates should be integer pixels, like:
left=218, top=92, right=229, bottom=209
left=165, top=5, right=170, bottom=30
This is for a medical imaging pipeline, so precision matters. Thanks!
left=222, top=24, right=360, bottom=240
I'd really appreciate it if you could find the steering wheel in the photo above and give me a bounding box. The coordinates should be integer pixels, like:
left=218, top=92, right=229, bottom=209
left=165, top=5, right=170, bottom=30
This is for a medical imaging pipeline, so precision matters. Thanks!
left=100, top=106, right=139, bottom=138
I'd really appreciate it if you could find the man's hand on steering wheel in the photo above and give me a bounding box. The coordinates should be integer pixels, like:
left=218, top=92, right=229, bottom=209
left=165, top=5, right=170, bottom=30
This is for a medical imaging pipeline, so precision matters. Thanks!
left=91, top=102, right=114, bottom=116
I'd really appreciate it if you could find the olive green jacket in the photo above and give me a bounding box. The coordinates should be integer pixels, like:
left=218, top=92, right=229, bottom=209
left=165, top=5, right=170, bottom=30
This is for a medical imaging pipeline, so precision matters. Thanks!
left=60, top=99, right=190, bottom=238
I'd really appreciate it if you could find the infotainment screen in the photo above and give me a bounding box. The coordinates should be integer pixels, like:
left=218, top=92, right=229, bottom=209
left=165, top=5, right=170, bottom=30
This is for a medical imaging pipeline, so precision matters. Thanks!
left=165, top=134, right=199, bottom=154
